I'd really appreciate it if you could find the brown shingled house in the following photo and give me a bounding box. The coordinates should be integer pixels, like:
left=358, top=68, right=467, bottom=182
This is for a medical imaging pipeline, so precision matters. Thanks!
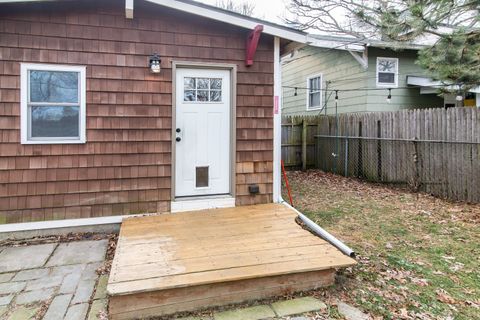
left=0, top=1, right=357, bottom=318
left=0, top=0, right=312, bottom=224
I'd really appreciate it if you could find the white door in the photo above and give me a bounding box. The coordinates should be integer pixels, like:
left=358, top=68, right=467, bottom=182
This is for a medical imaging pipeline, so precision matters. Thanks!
left=175, top=68, right=231, bottom=197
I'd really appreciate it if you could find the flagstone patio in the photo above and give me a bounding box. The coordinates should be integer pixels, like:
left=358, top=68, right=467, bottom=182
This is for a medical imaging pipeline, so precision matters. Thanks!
left=0, top=239, right=109, bottom=320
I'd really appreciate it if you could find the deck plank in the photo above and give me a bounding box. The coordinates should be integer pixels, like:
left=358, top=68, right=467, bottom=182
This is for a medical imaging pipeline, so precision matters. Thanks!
left=108, top=203, right=356, bottom=318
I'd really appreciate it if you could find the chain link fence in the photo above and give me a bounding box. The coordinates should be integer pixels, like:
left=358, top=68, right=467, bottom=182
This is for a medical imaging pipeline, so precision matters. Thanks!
left=315, top=135, right=480, bottom=203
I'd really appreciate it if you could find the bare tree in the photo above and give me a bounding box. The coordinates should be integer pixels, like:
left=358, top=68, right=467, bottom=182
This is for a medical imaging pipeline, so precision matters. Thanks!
left=286, top=0, right=480, bottom=90
left=215, top=0, right=256, bottom=16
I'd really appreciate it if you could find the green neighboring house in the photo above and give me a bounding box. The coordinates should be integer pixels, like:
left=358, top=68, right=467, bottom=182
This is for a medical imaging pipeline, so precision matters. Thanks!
left=282, top=35, right=452, bottom=116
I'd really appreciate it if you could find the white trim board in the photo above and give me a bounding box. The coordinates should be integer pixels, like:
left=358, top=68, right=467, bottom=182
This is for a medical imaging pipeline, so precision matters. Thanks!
left=171, top=196, right=235, bottom=212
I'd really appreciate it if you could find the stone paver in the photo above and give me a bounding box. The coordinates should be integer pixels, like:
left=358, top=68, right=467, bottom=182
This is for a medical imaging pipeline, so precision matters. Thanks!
left=59, top=273, right=82, bottom=294
left=0, top=240, right=109, bottom=320
left=43, top=294, right=72, bottom=320
left=93, top=275, right=108, bottom=300
left=65, top=303, right=89, bottom=320
left=0, top=273, right=15, bottom=283
left=271, top=297, right=327, bottom=317
left=81, top=262, right=102, bottom=280
left=8, top=305, right=40, bottom=320
left=0, top=282, right=26, bottom=295
left=0, top=305, right=7, bottom=318
left=13, top=268, right=50, bottom=281
left=336, top=301, right=369, bottom=320
left=15, top=287, right=55, bottom=305
left=50, top=264, right=85, bottom=277
left=46, top=240, right=108, bottom=266
left=0, top=294, right=14, bottom=306
left=72, top=279, right=96, bottom=304
left=25, top=275, right=63, bottom=291
left=87, top=298, right=108, bottom=320
left=0, top=243, right=57, bottom=272
left=214, top=305, right=276, bottom=320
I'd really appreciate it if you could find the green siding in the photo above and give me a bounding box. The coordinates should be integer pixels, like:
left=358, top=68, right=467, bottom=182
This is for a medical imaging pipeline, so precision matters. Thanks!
left=281, top=46, right=444, bottom=116
left=365, top=48, right=444, bottom=111
left=282, top=46, right=367, bottom=116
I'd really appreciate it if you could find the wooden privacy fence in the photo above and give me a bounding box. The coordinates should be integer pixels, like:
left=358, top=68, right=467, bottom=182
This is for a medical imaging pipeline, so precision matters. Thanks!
left=282, top=108, right=480, bottom=203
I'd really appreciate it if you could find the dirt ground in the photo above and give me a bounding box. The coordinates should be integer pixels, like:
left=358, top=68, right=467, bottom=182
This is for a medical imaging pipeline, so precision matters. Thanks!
left=283, top=170, right=480, bottom=320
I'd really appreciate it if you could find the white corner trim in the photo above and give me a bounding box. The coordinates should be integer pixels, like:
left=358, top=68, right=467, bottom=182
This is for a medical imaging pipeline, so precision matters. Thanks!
left=125, top=0, right=134, bottom=19
left=273, top=36, right=281, bottom=203
left=171, top=196, right=235, bottom=213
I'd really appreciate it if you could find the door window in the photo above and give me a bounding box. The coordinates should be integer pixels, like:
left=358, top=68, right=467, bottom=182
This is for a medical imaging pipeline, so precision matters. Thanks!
left=184, top=77, right=222, bottom=102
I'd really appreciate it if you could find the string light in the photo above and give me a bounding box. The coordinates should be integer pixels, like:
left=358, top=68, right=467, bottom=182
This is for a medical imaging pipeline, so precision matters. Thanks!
left=386, top=88, right=392, bottom=103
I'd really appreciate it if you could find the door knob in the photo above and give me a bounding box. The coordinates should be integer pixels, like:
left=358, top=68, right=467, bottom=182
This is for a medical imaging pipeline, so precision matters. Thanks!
left=176, top=137, right=181, bottom=142
left=176, top=128, right=181, bottom=133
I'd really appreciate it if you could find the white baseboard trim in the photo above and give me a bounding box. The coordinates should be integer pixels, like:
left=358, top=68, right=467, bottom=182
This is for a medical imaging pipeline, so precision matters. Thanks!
left=0, top=214, right=148, bottom=234
left=171, top=196, right=235, bottom=212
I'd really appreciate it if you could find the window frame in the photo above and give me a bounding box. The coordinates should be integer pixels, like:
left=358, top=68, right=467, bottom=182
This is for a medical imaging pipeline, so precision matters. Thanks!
left=20, top=63, right=86, bottom=144
left=306, top=73, right=323, bottom=111
left=376, top=57, right=399, bottom=88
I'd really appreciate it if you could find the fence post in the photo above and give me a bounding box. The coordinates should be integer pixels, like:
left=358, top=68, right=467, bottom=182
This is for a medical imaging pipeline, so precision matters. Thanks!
left=302, top=119, right=307, bottom=171
left=344, top=138, right=348, bottom=177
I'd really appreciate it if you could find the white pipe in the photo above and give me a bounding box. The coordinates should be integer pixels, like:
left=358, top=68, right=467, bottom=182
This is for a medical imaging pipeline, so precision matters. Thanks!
left=282, top=201, right=356, bottom=258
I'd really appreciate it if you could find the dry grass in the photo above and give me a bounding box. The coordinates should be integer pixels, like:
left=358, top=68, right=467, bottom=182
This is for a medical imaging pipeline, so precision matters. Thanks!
left=283, top=170, right=480, bottom=320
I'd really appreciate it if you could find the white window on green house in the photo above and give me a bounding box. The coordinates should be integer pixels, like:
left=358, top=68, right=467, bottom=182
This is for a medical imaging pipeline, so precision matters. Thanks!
left=307, top=74, right=322, bottom=110
left=376, top=57, right=398, bottom=87
left=20, top=63, right=86, bottom=144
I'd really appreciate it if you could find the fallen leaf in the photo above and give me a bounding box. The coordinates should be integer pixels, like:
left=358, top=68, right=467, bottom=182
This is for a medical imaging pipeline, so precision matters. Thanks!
left=436, top=289, right=457, bottom=304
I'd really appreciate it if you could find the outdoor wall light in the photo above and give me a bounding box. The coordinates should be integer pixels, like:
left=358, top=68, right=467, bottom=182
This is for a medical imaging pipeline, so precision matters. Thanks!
left=149, top=53, right=161, bottom=73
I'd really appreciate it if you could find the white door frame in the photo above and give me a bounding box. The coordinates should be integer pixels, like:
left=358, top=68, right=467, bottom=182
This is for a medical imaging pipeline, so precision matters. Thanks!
left=171, top=61, right=237, bottom=207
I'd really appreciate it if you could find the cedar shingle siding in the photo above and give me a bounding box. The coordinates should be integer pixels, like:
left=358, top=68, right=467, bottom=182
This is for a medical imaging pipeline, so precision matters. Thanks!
left=0, top=0, right=273, bottom=223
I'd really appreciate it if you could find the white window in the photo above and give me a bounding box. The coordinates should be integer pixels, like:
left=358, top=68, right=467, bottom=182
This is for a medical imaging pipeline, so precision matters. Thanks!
left=376, top=57, right=398, bottom=87
left=20, top=63, right=86, bottom=144
left=306, top=74, right=322, bottom=110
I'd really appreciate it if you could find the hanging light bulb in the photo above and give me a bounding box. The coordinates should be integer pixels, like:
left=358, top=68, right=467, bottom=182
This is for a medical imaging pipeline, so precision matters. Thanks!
left=386, top=88, right=392, bottom=103
left=294, top=87, right=298, bottom=96
left=335, top=90, right=339, bottom=102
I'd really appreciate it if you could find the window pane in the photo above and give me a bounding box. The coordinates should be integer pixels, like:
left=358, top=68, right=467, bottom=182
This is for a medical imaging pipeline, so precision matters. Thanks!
left=30, top=70, right=79, bottom=103
left=378, top=72, right=395, bottom=84
left=197, top=78, right=209, bottom=89
left=309, top=76, right=321, bottom=91
left=184, top=90, right=196, bottom=101
left=309, top=92, right=320, bottom=108
left=210, top=90, right=221, bottom=102
left=211, top=78, right=222, bottom=90
left=197, top=90, right=209, bottom=101
left=31, top=106, right=79, bottom=138
left=377, top=59, right=396, bottom=72
left=184, top=77, right=195, bottom=89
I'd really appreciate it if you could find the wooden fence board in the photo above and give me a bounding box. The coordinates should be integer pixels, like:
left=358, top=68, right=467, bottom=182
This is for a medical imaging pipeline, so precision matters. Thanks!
left=282, top=108, right=480, bottom=203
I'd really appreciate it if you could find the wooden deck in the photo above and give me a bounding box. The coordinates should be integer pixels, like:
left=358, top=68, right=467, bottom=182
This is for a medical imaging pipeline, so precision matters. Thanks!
left=107, top=203, right=356, bottom=319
